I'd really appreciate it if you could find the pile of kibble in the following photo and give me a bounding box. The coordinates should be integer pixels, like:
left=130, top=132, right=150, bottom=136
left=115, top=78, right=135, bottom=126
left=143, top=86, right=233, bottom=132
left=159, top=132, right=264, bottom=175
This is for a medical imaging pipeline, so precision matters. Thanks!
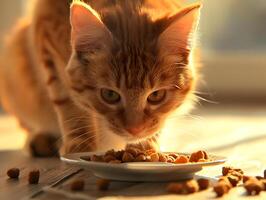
left=83, top=148, right=210, bottom=164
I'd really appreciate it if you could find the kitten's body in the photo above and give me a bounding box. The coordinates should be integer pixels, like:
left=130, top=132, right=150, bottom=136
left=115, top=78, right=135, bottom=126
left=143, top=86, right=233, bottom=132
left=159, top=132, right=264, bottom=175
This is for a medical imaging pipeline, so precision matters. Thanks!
left=0, top=0, right=200, bottom=156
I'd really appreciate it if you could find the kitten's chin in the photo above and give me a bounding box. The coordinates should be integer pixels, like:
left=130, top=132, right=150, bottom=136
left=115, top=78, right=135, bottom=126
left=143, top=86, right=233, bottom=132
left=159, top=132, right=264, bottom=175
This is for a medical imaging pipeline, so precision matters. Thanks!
left=123, top=130, right=160, bottom=143
left=125, top=133, right=160, bottom=151
left=98, top=131, right=127, bottom=151
left=109, top=127, right=158, bottom=142
left=107, top=128, right=157, bottom=143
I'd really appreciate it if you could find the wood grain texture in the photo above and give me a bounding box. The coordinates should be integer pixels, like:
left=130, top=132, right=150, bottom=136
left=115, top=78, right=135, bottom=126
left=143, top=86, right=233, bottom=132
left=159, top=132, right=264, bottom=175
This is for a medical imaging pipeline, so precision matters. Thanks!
left=1, top=150, right=266, bottom=200
left=1, top=105, right=266, bottom=199
left=0, top=151, right=81, bottom=200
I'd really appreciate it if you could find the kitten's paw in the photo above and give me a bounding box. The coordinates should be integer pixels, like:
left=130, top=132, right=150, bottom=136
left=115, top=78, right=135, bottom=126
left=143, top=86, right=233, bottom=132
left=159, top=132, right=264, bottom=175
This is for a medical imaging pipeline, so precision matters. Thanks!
left=29, top=133, right=59, bottom=157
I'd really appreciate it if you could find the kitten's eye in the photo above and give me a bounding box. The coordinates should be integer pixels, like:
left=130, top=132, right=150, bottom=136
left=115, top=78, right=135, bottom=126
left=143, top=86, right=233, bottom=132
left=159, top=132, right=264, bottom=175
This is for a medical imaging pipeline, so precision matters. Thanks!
left=101, top=89, right=121, bottom=104
left=147, top=89, right=166, bottom=105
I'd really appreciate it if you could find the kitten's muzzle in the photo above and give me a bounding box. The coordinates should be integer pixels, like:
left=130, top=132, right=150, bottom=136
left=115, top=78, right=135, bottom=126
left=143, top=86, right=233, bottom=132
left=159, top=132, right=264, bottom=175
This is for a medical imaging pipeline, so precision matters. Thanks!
left=126, top=124, right=145, bottom=136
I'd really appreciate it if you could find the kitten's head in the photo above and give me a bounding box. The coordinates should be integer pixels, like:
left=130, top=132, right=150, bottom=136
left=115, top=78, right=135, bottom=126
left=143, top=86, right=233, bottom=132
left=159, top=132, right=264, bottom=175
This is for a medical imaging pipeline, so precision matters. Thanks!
left=66, top=1, right=201, bottom=141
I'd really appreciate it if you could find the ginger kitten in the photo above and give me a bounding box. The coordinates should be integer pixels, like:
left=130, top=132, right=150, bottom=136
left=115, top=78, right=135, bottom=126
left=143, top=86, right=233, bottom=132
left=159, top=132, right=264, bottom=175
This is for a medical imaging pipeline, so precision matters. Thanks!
left=0, top=0, right=201, bottom=156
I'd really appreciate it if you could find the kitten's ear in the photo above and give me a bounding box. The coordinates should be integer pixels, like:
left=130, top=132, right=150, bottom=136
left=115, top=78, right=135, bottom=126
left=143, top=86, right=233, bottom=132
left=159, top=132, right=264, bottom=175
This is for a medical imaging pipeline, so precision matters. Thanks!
left=157, top=4, right=201, bottom=57
left=70, top=2, right=112, bottom=52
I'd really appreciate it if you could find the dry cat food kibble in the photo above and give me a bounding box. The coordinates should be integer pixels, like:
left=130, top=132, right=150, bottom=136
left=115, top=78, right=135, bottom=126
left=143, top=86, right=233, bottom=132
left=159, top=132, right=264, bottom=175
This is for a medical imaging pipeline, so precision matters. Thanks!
left=226, top=175, right=240, bottom=187
left=215, top=166, right=266, bottom=197
left=7, top=168, right=20, bottom=179
left=197, top=178, right=210, bottom=190
left=122, top=151, right=135, bottom=162
left=175, top=155, right=189, bottom=164
left=213, top=182, right=231, bottom=197
left=84, top=148, right=210, bottom=164
left=189, top=150, right=208, bottom=162
left=256, top=176, right=264, bottom=180
left=219, top=166, right=243, bottom=188
left=70, top=179, right=85, bottom=191
left=222, top=166, right=244, bottom=176
left=28, top=170, right=40, bottom=184
left=213, top=166, right=245, bottom=197
left=243, top=175, right=253, bottom=183
left=97, top=179, right=110, bottom=191
left=244, top=179, right=264, bottom=195
left=183, top=180, right=200, bottom=194
left=167, top=182, right=185, bottom=194
left=260, top=179, right=266, bottom=191
left=167, top=180, right=200, bottom=194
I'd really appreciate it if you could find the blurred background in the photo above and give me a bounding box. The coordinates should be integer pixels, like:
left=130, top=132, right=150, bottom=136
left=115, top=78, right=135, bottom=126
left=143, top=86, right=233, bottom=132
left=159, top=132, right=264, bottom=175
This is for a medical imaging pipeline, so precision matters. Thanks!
left=0, top=0, right=266, bottom=170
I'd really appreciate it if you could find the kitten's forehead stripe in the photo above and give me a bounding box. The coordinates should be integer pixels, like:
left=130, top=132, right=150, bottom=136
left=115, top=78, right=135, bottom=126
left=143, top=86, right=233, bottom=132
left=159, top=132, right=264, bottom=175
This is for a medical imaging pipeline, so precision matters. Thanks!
left=114, top=51, right=151, bottom=89
left=96, top=1, right=162, bottom=90
left=124, top=54, right=131, bottom=89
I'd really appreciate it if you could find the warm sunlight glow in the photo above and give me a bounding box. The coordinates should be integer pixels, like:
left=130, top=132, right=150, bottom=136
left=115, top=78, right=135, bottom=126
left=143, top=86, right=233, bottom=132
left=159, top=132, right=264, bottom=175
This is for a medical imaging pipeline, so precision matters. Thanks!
left=0, top=116, right=26, bottom=150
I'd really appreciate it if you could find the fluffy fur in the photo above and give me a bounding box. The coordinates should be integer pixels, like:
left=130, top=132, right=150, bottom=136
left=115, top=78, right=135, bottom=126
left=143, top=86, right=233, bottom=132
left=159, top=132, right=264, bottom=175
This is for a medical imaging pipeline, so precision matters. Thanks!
left=0, top=0, right=201, bottom=156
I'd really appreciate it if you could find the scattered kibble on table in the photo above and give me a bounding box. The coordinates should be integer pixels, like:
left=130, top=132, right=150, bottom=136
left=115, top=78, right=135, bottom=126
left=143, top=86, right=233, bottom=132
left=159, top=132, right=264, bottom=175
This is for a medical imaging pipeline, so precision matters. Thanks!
left=244, top=179, right=264, bottom=195
left=197, top=178, right=210, bottom=190
left=70, top=179, right=85, bottom=191
left=213, top=182, right=231, bottom=197
left=167, top=179, right=205, bottom=194
left=7, top=168, right=20, bottom=179
left=5, top=159, right=266, bottom=198
left=28, top=170, right=40, bottom=184
left=166, top=166, right=266, bottom=198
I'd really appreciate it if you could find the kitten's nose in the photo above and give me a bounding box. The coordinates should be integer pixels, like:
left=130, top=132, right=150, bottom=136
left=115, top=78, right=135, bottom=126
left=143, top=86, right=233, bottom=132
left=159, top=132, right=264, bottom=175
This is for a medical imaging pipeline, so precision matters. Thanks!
left=126, top=125, right=145, bottom=135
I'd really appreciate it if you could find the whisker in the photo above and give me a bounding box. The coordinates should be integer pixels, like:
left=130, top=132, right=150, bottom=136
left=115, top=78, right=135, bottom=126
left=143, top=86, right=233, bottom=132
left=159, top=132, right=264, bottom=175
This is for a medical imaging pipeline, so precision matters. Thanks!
left=62, top=113, right=89, bottom=122
left=56, top=125, right=95, bottom=143
left=171, top=84, right=181, bottom=90
left=63, top=116, right=91, bottom=125
left=193, top=91, right=211, bottom=95
left=72, top=133, right=97, bottom=153
left=194, top=94, right=219, bottom=104
left=80, top=133, right=107, bottom=152
left=68, top=131, right=96, bottom=145
left=65, top=124, right=96, bottom=136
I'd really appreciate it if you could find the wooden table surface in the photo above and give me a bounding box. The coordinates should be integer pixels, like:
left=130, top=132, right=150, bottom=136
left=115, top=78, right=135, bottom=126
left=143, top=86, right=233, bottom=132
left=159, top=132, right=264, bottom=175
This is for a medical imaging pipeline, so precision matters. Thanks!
left=0, top=150, right=266, bottom=200
left=1, top=105, right=266, bottom=199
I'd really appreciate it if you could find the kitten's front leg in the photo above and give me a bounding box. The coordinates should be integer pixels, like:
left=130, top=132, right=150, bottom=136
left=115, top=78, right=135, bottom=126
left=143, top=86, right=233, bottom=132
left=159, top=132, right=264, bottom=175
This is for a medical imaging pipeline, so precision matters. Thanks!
left=38, top=46, right=97, bottom=154
left=56, top=104, right=98, bottom=155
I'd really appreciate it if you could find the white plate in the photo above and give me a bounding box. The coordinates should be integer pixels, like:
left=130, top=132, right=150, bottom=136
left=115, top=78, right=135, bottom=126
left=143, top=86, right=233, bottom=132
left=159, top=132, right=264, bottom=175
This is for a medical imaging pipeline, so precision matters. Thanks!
left=61, top=152, right=226, bottom=182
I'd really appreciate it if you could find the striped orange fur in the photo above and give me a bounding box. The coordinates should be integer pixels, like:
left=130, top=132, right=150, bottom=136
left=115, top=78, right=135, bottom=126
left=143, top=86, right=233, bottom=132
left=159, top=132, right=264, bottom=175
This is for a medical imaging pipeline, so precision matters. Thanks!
left=0, top=0, right=201, bottom=156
